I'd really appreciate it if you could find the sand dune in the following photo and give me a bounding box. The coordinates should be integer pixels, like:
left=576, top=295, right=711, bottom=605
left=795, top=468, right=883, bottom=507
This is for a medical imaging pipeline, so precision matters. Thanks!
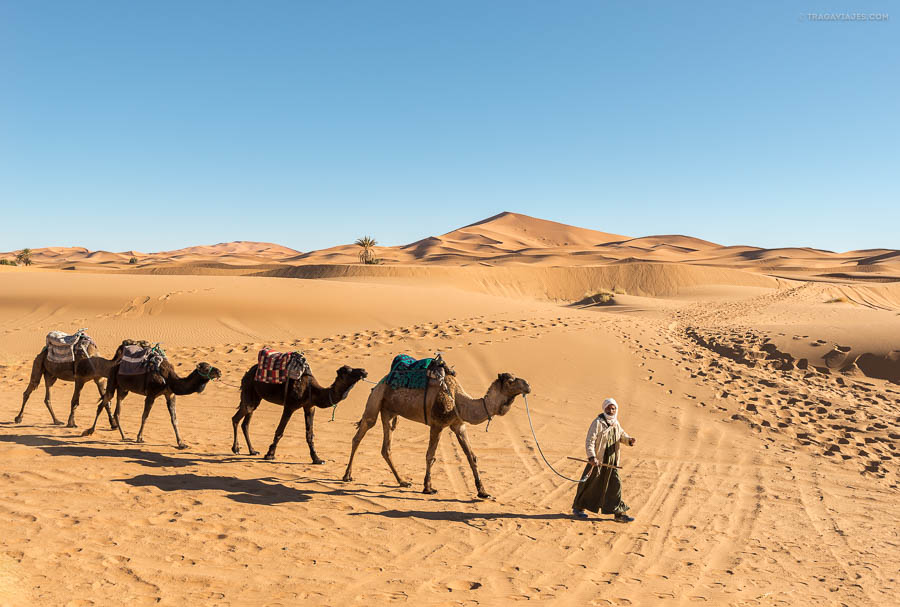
left=1, top=213, right=898, bottom=605
left=4, top=213, right=898, bottom=280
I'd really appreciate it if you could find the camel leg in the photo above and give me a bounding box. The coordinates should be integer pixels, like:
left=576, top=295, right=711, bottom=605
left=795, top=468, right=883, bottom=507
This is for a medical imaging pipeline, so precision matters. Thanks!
left=380, top=412, right=411, bottom=488
left=81, top=391, right=111, bottom=438
left=263, top=406, right=298, bottom=460
left=240, top=411, right=259, bottom=456
left=422, top=425, right=443, bottom=495
left=66, top=379, right=86, bottom=427
left=341, top=394, right=382, bottom=482
left=95, top=378, right=117, bottom=429
left=231, top=404, right=259, bottom=456
left=304, top=407, right=325, bottom=464
left=16, top=373, right=42, bottom=424
left=165, top=393, right=188, bottom=450
left=135, top=394, right=159, bottom=444
left=112, top=390, right=127, bottom=440
left=43, top=375, right=64, bottom=425
left=453, top=424, right=491, bottom=499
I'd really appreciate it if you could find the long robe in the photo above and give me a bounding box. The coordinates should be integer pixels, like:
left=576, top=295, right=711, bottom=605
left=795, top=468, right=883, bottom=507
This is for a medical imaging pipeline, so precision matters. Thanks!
left=572, top=415, right=632, bottom=515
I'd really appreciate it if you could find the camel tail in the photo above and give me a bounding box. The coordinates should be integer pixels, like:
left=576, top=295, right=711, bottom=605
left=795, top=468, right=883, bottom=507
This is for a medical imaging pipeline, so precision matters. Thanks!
left=238, top=366, right=257, bottom=409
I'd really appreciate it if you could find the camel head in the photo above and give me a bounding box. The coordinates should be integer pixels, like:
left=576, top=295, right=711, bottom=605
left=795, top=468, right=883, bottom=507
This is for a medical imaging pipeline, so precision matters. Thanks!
left=194, top=362, right=222, bottom=392
left=324, top=365, right=368, bottom=406
left=491, top=372, right=531, bottom=416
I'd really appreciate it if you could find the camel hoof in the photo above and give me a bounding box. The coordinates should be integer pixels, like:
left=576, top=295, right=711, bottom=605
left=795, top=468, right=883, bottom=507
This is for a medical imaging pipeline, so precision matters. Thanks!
left=231, top=446, right=240, bottom=455
left=249, top=450, right=259, bottom=456
left=399, top=481, right=412, bottom=488
left=52, top=420, right=65, bottom=426
left=109, top=423, right=119, bottom=430
left=312, top=459, right=326, bottom=465
left=66, top=422, right=77, bottom=429
left=263, top=453, right=275, bottom=461
left=477, top=492, right=492, bottom=500
left=176, top=443, right=189, bottom=450
left=423, top=488, right=437, bottom=495
left=13, top=416, right=22, bottom=424
left=341, top=474, right=353, bottom=482
left=80, top=429, right=94, bottom=437
left=136, top=438, right=145, bottom=444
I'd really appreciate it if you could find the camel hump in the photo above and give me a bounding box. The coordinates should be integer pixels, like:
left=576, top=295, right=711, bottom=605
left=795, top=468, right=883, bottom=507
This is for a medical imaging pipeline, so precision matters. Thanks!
left=382, top=354, right=450, bottom=390
left=255, top=348, right=309, bottom=384
left=45, top=330, right=94, bottom=363
left=119, top=344, right=166, bottom=375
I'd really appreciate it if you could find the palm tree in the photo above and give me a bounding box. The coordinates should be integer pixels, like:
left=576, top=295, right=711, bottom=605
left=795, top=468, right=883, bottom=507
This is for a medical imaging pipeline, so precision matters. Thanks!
left=15, top=248, right=32, bottom=266
left=355, top=236, right=377, bottom=264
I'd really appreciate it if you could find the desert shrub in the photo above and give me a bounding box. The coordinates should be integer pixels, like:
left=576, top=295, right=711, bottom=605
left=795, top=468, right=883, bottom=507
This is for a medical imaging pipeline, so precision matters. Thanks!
left=129, top=257, right=138, bottom=264
left=0, top=259, right=16, bottom=266
left=15, top=248, right=32, bottom=266
left=825, top=296, right=848, bottom=304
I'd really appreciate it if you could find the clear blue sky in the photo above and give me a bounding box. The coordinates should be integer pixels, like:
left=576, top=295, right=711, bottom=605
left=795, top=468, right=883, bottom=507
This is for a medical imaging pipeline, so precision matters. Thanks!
left=1, top=1, right=897, bottom=253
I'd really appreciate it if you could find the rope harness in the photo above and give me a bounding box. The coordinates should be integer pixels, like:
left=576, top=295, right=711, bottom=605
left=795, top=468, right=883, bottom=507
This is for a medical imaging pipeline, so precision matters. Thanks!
left=523, top=394, right=591, bottom=483
left=480, top=398, right=493, bottom=432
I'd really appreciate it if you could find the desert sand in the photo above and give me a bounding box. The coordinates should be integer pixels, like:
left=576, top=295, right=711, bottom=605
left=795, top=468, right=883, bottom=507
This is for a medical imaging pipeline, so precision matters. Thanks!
left=1, top=213, right=898, bottom=606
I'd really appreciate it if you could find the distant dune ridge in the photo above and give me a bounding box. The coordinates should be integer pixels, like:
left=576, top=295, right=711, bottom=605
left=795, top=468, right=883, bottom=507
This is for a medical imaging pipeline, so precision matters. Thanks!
left=2, top=212, right=898, bottom=281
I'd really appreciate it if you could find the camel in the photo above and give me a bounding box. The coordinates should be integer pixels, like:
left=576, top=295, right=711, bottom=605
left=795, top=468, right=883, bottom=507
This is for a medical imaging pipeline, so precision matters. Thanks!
left=16, top=336, right=121, bottom=428
left=231, top=364, right=369, bottom=462
left=341, top=371, right=531, bottom=499
left=81, top=358, right=221, bottom=449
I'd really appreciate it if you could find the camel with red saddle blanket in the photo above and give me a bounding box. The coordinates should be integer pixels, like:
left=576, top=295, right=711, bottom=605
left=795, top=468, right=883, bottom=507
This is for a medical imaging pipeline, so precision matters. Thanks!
left=231, top=348, right=368, bottom=463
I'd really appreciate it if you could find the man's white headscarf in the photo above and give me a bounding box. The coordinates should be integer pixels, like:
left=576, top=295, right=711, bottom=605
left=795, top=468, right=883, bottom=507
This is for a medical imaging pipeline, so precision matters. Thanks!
left=602, top=397, right=618, bottom=426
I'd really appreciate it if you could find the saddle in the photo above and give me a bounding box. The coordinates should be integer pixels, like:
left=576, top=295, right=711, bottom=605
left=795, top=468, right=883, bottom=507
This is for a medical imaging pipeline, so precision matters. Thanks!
left=45, top=330, right=94, bottom=364
left=119, top=343, right=166, bottom=376
left=380, top=353, right=455, bottom=391
left=255, top=348, right=309, bottom=384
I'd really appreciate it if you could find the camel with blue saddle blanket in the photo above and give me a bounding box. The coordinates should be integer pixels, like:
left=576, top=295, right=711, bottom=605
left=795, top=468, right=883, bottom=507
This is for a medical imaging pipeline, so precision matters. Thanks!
left=230, top=347, right=368, bottom=462
left=342, top=353, right=532, bottom=499
left=15, top=331, right=123, bottom=429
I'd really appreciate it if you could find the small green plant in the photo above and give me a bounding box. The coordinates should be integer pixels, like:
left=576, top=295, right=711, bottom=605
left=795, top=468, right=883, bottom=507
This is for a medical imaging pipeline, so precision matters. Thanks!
left=825, top=296, right=848, bottom=304
left=15, top=248, right=32, bottom=266
left=0, top=259, right=16, bottom=266
left=129, top=256, right=138, bottom=264
left=613, top=286, right=626, bottom=295
left=355, top=236, right=380, bottom=265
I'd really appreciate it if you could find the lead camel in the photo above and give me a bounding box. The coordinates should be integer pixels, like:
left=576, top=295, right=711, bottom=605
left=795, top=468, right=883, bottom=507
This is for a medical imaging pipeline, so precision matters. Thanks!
left=341, top=372, right=531, bottom=499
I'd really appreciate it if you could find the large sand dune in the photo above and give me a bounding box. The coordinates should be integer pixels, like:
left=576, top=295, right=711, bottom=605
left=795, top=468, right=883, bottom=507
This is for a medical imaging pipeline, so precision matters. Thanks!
left=1, top=213, right=898, bottom=605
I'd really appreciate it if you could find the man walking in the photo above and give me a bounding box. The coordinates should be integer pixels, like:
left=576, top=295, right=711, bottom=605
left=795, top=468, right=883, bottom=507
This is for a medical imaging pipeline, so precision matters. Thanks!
left=572, top=398, right=636, bottom=521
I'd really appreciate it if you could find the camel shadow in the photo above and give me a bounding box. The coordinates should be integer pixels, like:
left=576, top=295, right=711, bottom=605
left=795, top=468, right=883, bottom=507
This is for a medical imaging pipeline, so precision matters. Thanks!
left=116, top=473, right=311, bottom=505
left=350, top=509, right=608, bottom=525
left=0, top=433, right=246, bottom=468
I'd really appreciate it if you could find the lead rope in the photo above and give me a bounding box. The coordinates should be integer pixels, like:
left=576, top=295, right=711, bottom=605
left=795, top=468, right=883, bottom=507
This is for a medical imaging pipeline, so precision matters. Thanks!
left=523, top=394, right=591, bottom=483
left=481, top=398, right=493, bottom=432
left=328, top=391, right=337, bottom=421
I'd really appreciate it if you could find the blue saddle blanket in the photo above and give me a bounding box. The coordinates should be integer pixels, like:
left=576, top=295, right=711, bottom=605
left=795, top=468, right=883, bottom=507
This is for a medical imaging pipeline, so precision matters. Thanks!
left=380, top=354, right=435, bottom=390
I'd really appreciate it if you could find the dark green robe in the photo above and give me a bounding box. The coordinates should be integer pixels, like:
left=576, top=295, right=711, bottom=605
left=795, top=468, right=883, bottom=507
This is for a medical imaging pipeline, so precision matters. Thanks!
left=572, top=426, right=629, bottom=515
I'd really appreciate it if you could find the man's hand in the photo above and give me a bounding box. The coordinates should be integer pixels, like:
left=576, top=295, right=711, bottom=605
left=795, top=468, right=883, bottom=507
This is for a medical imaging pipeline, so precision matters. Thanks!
left=588, top=456, right=598, bottom=467
left=628, top=437, right=636, bottom=447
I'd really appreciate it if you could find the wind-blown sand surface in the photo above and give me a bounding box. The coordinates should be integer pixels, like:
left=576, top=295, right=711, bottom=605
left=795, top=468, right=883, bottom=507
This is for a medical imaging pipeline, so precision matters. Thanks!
left=1, top=214, right=898, bottom=605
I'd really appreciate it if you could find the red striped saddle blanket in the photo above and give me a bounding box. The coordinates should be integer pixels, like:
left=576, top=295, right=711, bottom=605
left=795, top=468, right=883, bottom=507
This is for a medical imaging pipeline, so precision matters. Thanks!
left=255, top=348, right=309, bottom=384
